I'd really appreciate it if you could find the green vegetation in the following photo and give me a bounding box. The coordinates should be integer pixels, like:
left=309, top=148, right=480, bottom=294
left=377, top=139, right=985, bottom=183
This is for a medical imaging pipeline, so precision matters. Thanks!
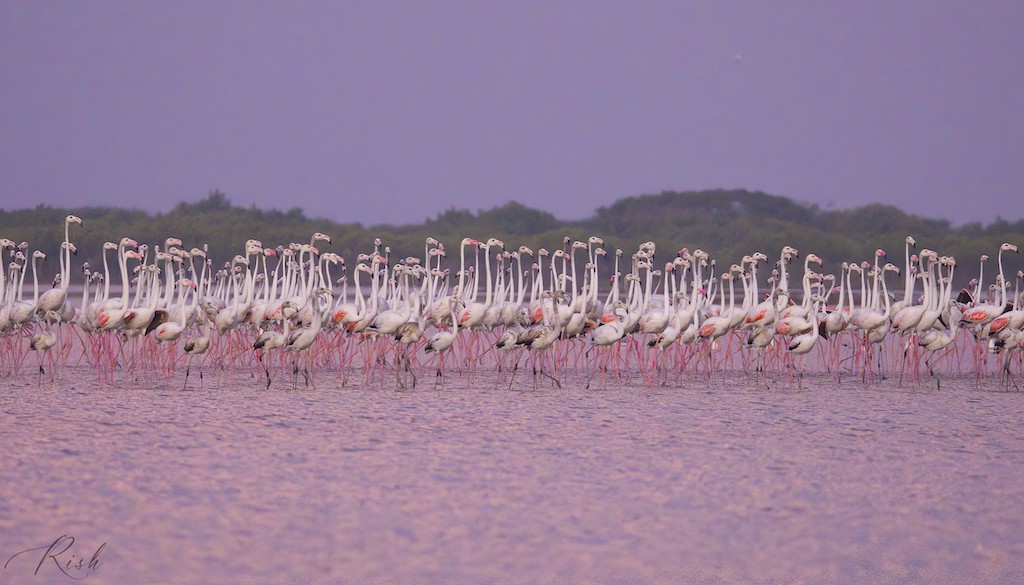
left=2, top=189, right=1020, bottom=287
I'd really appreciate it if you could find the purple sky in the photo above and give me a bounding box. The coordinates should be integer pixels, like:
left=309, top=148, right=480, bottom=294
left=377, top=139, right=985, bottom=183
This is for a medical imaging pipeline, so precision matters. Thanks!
left=2, top=1, right=1022, bottom=225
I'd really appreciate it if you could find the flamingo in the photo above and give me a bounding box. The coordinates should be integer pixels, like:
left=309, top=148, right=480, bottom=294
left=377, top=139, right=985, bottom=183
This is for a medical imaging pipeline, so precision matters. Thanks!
left=744, top=254, right=778, bottom=327
left=788, top=295, right=826, bottom=355
left=182, top=318, right=212, bottom=390
left=649, top=292, right=687, bottom=349
left=700, top=273, right=736, bottom=340
left=153, top=279, right=198, bottom=343
left=592, top=302, right=628, bottom=347
left=285, top=286, right=331, bottom=388
left=891, top=250, right=934, bottom=333
left=588, top=301, right=629, bottom=375
left=96, top=241, right=142, bottom=331
left=961, top=243, right=1017, bottom=327
left=519, top=291, right=563, bottom=385
left=424, top=296, right=462, bottom=380
left=9, top=251, right=47, bottom=327
left=916, top=255, right=954, bottom=333
left=639, top=262, right=673, bottom=335
left=991, top=270, right=1024, bottom=335
left=30, top=329, right=58, bottom=379
left=890, top=235, right=917, bottom=315
left=920, top=305, right=961, bottom=353
left=458, top=238, right=501, bottom=329
left=851, top=263, right=897, bottom=332
left=35, top=214, right=83, bottom=318
left=822, top=263, right=851, bottom=337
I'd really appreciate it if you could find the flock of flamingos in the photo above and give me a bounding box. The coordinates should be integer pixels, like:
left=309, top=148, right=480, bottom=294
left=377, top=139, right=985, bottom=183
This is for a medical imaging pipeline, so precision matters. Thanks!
left=1, top=214, right=1022, bottom=389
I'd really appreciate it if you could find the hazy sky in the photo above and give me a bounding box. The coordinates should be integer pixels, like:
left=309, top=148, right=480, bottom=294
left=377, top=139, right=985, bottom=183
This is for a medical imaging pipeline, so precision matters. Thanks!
left=2, top=1, right=1022, bottom=225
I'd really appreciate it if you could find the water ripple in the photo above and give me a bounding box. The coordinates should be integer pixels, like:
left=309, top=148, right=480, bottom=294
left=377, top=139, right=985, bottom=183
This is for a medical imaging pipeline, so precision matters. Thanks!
left=1, top=369, right=1023, bottom=583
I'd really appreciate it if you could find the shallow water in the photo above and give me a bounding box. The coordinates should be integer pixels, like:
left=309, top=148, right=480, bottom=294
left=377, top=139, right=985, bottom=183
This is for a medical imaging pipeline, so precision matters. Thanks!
left=2, top=370, right=1024, bottom=584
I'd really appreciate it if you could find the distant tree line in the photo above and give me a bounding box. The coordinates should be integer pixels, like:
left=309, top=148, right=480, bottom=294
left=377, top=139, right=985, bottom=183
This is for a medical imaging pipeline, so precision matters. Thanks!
left=1, top=189, right=1021, bottom=289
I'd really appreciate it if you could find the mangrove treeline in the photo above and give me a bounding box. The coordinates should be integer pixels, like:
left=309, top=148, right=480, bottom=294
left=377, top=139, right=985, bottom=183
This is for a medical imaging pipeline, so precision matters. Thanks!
left=2, top=189, right=1021, bottom=289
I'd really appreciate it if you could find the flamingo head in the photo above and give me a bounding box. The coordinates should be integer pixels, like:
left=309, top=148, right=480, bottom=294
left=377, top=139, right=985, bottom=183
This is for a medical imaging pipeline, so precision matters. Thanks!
left=66, top=215, right=83, bottom=226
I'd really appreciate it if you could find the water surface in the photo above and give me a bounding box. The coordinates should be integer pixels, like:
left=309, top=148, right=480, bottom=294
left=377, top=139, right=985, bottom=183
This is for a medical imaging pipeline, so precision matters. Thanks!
left=2, top=370, right=1023, bottom=584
